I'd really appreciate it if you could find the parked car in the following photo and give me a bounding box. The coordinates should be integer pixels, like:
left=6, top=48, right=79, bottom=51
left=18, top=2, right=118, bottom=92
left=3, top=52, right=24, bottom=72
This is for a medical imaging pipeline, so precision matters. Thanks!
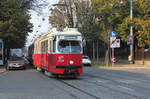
left=82, top=55, right=92, bottom=66
left=6, top=56, right=26, bottom=70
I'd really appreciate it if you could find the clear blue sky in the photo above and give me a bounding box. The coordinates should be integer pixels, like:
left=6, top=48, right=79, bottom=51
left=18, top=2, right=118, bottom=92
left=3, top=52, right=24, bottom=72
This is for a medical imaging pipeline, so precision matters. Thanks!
left=26, top=0, right=58, bottom=46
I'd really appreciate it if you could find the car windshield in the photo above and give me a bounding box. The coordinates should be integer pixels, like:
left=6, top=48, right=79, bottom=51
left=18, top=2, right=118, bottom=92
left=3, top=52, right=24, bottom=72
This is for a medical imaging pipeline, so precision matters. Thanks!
left=58, top=40, right=81, bottom=53
left=83, top=56, right=88, bottom=59
left=9, top=56, right=23, bottom=61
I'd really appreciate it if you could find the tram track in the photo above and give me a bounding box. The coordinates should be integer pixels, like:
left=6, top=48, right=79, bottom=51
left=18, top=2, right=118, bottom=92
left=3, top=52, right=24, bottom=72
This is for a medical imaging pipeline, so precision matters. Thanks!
left=83, top=73, right=144, bottom=99
left=57, top=78, right=101, bottom=99
left=38, top=68, right=148, bottom=99
left=95, top=70, right=150, bottom=84
left=44, top=71, right=143, bottom=99
left=85, top=71, right=150, bottom=91
left=42, top=71, right=101, bottom=99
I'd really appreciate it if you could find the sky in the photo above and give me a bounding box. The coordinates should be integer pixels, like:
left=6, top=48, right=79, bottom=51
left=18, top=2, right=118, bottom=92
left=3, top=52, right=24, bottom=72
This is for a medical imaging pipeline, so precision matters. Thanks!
left=26, top=0, right=58, bottom=46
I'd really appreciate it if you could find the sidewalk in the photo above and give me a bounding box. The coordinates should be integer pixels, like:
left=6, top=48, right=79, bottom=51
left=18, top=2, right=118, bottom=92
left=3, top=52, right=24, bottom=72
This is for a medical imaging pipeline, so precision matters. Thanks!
left=0, top=66, right=6, bottom=73
left=100, top=63, right=150, bottom=70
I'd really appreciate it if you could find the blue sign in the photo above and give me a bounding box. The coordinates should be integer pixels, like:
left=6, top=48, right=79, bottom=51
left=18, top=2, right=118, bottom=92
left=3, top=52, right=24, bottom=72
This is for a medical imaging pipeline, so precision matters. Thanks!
left=110, top=31, right=116, bottom=37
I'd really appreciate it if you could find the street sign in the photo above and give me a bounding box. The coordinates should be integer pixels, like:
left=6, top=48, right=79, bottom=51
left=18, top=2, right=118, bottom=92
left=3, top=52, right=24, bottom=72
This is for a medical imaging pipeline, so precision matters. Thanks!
left=110, top=37, right=116, bottom=44
left=111, top=57, right=116, bottom=63
left=127, top=36, right=134, bottom=45
left=110, top=38, right=120, bottom=48
left=110, top=31, right=116, bottom=37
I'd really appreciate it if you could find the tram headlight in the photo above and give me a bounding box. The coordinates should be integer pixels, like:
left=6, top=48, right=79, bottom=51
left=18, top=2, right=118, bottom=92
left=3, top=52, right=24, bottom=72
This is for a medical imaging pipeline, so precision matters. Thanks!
left=69, top=60, right=74, bottom=65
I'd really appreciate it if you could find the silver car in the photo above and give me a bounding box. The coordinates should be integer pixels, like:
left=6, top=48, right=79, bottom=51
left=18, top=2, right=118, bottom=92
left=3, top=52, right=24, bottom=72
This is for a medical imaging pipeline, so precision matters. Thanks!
left=7, top=57, right=26, bottom=70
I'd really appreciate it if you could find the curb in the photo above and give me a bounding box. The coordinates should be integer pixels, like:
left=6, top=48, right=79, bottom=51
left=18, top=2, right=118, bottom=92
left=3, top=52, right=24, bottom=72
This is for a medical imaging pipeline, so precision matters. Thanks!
left=100, top=66, right=150, bottom=69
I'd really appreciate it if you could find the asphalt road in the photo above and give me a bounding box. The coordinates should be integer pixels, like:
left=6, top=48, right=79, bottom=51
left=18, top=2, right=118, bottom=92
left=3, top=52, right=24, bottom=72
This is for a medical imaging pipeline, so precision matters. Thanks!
left=0, top=66, right=150, bottom=99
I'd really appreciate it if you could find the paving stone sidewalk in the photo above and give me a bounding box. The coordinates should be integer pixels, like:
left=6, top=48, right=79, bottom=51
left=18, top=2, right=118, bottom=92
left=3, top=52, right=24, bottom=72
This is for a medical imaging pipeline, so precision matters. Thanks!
left=0, top=66, right=6, bottom=73
left=101, top=63, right=150, bottom=70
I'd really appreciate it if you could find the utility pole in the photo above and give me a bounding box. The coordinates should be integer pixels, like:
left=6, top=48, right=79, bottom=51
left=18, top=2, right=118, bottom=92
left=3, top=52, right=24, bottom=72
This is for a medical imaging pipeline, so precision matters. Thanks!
left=130, top=0, right=134, bottom=64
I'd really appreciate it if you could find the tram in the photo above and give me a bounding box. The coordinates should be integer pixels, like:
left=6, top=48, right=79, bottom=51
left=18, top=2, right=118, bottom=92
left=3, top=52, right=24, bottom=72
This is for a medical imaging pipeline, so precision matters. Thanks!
left=0, top=39, right=4, bottom=66
left=33, top=28, right=83, bottom=76
left=28, top=44, right=34, bottom=65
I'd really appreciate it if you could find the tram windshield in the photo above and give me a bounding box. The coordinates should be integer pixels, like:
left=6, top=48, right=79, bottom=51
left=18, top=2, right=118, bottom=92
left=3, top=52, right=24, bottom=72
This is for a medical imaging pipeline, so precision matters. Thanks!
left=58, top=40, right=81, bottom=53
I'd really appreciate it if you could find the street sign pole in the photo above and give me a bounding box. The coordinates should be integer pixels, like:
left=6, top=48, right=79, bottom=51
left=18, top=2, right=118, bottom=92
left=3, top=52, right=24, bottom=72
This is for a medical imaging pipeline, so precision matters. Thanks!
left=110, top=31, right=116, bottom=66
left=112, top=48, right=114, bottom=65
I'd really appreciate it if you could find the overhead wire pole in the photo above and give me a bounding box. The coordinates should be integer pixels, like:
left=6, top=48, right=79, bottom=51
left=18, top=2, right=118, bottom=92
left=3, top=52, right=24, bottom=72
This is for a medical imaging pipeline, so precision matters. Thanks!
left=130, top=0, right=134, bottom=64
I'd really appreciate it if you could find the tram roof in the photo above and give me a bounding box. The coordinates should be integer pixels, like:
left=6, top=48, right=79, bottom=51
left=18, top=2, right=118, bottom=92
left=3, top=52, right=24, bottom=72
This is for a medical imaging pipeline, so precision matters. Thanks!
left=48, top=28, right=81, bottom=36
left=34, top=28, right=82, bottom=42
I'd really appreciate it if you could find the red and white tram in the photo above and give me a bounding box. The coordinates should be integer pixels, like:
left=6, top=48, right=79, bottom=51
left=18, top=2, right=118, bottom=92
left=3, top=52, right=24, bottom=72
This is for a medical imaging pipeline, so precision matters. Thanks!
left=33, top=28, right=83, bottom=76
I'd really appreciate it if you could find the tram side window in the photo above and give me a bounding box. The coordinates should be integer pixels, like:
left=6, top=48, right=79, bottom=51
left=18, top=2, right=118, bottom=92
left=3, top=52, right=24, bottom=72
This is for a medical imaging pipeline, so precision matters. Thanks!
left=53, top=40, right=56, bottom=53
left=41, top=40, right=48, bottom=53
left=41, top=42, right=44, bottom=53
left=49, top=40, right=53, bottom=52
left=45, top=40, right=48, bottom=53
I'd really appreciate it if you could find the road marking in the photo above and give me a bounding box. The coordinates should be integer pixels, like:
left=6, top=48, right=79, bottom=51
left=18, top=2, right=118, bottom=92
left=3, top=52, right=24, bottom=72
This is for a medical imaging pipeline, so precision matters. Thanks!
left=94, top=79, right=108, bottom=83
left=118, top=85, right=134, bottom=91
left=119, top=80, right=139, bottom=84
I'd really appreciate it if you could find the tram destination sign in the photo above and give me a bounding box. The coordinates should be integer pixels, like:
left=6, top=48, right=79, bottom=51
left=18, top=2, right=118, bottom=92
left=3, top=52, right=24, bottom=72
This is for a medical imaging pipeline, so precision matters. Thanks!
left=59, top=35, right=78, bottom=40
left=65, top=36, right=77, bottom=40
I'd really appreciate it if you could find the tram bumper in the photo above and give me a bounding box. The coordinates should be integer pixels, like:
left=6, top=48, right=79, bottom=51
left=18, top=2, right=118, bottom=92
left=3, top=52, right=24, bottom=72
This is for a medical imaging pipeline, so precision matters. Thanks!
left=55, top=66, right=82, bottom=74
left=56, top=66, right=82, bottom=69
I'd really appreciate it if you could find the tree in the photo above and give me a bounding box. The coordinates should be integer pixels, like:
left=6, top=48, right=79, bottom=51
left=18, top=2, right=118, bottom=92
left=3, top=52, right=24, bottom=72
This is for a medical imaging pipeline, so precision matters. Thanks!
left=49, top=1, right=68, bottom=27
left=0, top=0, right=33, bottom=48
left=94, top=0, right=150, bottom=62
left=49, top=0, right=77, bottom=28
left=134, top=0, right=150, bottom=47
left=93, top=0, right=126, bottom=65
left=116, top=0, right=150, bottom=47
left=0, top=0, right=33, bottom=59
left=77, top=1, right=100, bottom=42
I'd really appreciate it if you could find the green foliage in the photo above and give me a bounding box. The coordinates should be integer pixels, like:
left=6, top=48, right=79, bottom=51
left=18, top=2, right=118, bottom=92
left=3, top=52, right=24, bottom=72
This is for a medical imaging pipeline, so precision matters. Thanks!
left=133, top=0, right=150, bottom=47
left=94, top=0, right=150, bottom=47
left=49, top=0, right=72, bottom=27
left=76, top=1, right=101, bottom=42
left=49, top=0, right=150, bottom=48
left=0, top=0, right=33, bottom=48
left=49, top=5, right=67, bottom=27
left=93, top=0, right=130, bottom=44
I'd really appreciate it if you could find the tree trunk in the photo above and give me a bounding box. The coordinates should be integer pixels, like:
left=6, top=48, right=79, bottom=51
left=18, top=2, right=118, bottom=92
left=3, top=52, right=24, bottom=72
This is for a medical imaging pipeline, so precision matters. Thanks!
left=97, top=41, right=99, bottom=63
left=142, top=47, right=144, bottom=64
left=93, top=41, right=95, bottom=62
left=104, top=49, right=110, bottom=66
left=105, top=41, right=110, bottom=66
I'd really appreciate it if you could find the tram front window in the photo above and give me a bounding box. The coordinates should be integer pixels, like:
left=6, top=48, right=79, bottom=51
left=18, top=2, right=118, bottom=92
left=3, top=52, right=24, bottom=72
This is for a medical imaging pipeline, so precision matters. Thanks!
left=58, top=40, right=81, bottom=53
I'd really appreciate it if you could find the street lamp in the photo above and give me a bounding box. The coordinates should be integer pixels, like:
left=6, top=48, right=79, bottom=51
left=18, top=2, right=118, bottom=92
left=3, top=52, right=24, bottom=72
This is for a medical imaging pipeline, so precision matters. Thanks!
left=130, top=0, right=134, bottom=64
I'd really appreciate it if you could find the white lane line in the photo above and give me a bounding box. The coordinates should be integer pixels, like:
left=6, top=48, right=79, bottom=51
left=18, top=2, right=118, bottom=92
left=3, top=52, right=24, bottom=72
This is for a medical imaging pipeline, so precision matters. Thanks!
left=118, top=85, right=134, bottom=91
left=119, top=80, right=139, bottom=84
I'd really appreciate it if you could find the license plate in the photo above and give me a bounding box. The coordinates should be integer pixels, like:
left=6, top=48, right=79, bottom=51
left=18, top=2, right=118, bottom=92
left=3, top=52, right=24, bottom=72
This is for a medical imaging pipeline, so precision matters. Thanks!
left=12, top=64, right=21, bottom=67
